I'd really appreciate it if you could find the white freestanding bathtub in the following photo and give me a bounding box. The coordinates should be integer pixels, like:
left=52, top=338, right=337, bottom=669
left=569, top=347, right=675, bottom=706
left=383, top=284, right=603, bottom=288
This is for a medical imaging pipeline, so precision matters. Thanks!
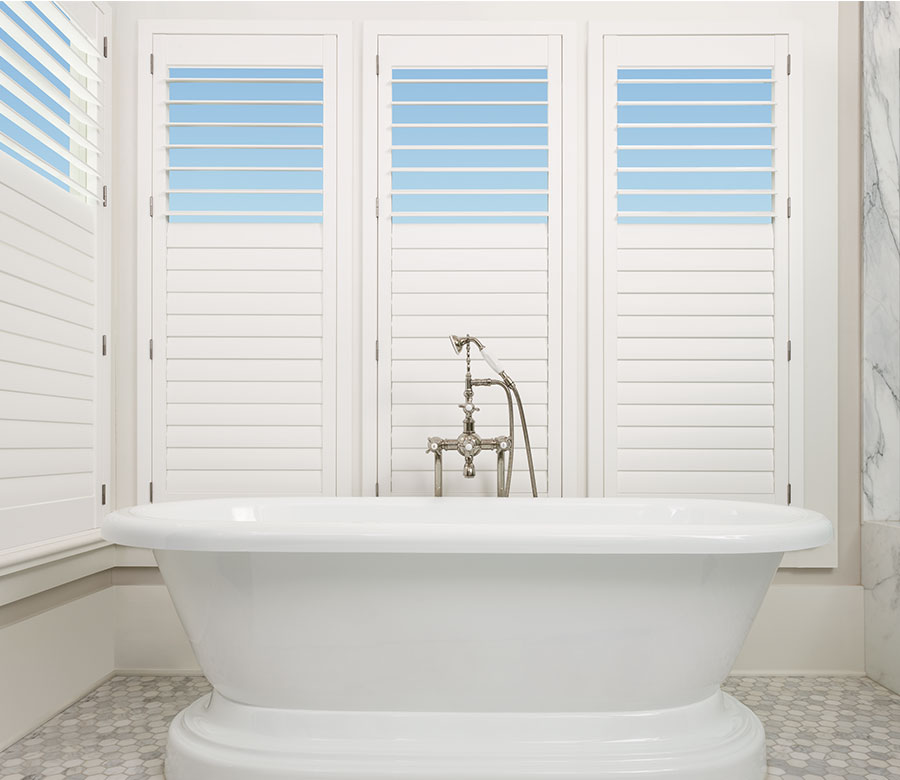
left=103, top=497, right=831, bottom=780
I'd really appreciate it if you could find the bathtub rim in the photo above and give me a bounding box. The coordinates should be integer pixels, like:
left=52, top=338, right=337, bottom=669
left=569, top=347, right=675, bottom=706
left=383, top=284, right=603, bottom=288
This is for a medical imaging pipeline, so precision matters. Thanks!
left=102, top=496, right=831, bottom=554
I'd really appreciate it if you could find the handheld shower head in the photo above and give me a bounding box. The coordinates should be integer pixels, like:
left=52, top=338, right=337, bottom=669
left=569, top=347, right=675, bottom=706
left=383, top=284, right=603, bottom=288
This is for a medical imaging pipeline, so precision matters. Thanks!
left=450, top=335, right=507, bottom=379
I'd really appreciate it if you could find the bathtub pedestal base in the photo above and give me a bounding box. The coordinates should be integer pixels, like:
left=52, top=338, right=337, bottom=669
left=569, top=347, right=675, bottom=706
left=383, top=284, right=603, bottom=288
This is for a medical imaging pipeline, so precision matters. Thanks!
left=164, top=688, right=766, bottom=780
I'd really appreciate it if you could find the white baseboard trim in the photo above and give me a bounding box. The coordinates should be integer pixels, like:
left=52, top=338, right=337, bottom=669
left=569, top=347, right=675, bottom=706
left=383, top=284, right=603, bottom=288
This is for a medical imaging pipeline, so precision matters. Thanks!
left=734, top=584, right=865, bottom=674
left=729, top=670, right=867, bottom=677
left=0, top=670, right=116, bottom=752
left=0, top=590, right=115, bottom=751
left=114, top=668, right=205, bottom=677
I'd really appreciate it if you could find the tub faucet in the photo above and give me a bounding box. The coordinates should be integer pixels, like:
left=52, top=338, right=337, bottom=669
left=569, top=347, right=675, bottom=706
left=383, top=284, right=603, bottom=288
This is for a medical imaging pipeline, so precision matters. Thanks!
left=425, top=335, right=538, bottom=497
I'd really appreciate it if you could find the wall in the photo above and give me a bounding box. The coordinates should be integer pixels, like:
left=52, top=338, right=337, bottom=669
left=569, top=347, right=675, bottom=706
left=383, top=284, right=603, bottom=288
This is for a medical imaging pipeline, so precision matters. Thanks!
left=862, top=1, right=900, bottom=695
left=0, top=581, right=114, bottom=750
left=104, top=1, right=861, bottom=672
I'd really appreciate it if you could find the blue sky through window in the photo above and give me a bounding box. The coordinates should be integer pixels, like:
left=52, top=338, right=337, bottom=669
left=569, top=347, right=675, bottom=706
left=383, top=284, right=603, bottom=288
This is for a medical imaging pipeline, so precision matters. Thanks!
left=0, top=2, right=71, bottom=189
left=390, top=67, right=549, bottom=224
left=616, top=67, right=774, bottom=224
left=167, top=66, right=324, bottom=223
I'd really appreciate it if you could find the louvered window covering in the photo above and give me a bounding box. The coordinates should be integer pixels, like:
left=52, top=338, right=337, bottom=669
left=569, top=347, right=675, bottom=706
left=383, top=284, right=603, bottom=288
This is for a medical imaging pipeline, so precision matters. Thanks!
left=376, top=35, right=563, bottom=496
left=602, top=35, right=791, bottom=503
left=0, top=1, right=107, bottom=551
left=390, top=67, right=549, bottom=224
left=616, top=67, right=775, bottom=224
left=0, top=1, right=103, bottom=201
left=150, top=33, right=341, bottom=500
left=166, top=66, right=324, bottom=223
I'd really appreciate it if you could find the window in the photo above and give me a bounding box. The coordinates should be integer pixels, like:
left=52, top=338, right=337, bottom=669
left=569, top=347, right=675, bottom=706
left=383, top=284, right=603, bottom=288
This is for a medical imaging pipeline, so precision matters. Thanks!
left=599, top=34, right=793, bottom=503
left=0, top=1, right=102, bottom=200
left=149, top=32, right=345, bottom=500
left=375, top=33, right=567, bottom=496
left=0, top=1, right=108, bottom=551
left=616, top=66, right=775, bottom=224
left=167, top=66, right=324, bottom=224
left=389, top=67, right=549, bottom=224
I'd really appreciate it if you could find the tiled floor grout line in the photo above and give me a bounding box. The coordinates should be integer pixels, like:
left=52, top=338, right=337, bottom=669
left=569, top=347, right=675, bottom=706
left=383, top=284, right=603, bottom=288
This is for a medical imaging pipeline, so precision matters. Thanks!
left=1, top=676, right=898, bottom=779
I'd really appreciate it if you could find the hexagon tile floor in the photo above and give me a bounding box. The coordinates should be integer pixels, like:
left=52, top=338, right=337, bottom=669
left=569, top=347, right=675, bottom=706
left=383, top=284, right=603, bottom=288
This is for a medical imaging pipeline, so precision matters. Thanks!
left=0, top=676, right=898, bottom=779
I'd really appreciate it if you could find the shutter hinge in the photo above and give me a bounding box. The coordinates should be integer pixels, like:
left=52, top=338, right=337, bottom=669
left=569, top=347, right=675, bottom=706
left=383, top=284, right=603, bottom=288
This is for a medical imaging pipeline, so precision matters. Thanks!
left=149, top=195, right=153, bottom=217
left=787, top=339, right=792, bottom=362
left=787, top=196, right=791, bottom=219
left=375, top=196, right=379, bottom=219
left=150, top=52, right=154, bottom=75
left=786, top=53, right=791, bottom=76
left=376, top=54, right=380, bottom=75
left=102, top=334, right=107, bottom=356
left=103, top=36, right=108, bottom=58
left=102, top=184, right=108, bottom=207
left=375, top=339, right=379, bottom=361
left=149, top=338, right=154, bottom=360
left=375, top=482, right=380, bottom=497
left=787, top=482, right=792, bottom=505
left=101, top=483, right=107, bottom=505
left=149, top=482, right=153, bottom=503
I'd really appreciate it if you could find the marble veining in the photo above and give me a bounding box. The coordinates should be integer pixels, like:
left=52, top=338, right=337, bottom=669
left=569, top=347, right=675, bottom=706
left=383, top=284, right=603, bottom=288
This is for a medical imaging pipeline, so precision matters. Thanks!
left=863, top=1, right=900, bottom=526
left=864, top=521, right=900, bottom=694
left=1, top=676, right=899, bottom=780
left=863, top=0, right=900, bottom=698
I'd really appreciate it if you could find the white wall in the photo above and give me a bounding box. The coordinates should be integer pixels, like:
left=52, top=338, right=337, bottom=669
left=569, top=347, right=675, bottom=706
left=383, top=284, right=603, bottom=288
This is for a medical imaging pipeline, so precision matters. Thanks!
left=0, top=588, right=114, bottom=750
left=106, top=0, right=860, bottom=670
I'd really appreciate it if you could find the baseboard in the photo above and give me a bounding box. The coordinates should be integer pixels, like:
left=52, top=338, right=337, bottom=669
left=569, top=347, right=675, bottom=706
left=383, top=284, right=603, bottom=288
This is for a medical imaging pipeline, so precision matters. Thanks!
left=0, top=670, right=116, bottom=752
left=0, top=590, right=115, bottom=751
left=734, top=584, right=865, bottom=674
left=114, top=668, right=205, bottom=676
left=729, top=670, right=867, bottom=677
left=114, top=584, right=199, bottom=672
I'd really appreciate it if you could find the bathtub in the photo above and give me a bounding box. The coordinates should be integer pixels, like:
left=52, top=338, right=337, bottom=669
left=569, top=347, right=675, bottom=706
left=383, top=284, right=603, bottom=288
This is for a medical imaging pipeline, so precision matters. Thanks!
left=103, top=497, right=831, bottom=780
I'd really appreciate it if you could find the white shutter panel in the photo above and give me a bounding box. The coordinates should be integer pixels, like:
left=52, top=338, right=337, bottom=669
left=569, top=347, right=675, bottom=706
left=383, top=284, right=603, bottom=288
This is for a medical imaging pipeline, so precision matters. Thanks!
left=150, top=33, right=340, bottom=500
left=0, top=2, right=108, bottom=550
left=376, top=35, right=563, bottom=496
left=603, top=35, right=790, bottom=502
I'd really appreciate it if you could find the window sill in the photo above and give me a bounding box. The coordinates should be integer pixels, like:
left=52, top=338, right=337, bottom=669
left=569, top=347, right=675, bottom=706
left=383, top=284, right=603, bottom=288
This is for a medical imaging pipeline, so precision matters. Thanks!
left=0, top=531, right=115, bottom=608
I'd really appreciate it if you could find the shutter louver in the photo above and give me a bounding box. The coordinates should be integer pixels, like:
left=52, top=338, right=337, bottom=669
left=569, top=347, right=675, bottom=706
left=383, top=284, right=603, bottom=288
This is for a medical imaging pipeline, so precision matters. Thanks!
left=603, top=35, right=789, bottom=503
left=151, top=34, right=339, bottom=500
left=0, top=1, right=107, bottom=550
left=0, top=1, right=103, bottom=201
left=377, top=35, right=563, bottom=496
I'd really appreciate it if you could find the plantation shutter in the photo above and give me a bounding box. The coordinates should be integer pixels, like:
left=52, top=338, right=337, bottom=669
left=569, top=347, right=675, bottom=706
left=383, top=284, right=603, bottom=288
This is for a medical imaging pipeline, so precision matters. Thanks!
left=603, top=34, right=790, bottom=502
left=0, top=1, right=108, bottom=550
left=376, top=34, right=563, bottom=496
left=150, top=33, right=340, bottom=500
